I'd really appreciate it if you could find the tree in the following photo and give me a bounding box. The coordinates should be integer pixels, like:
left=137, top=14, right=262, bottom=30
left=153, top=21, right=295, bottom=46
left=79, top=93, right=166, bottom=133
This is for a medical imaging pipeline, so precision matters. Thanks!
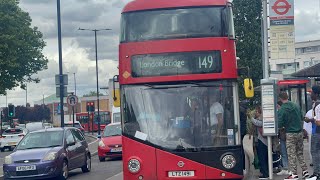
left=233, top=0, right=263, bottom=104
left=0, top=0, right=48, bottom=95
left=83, top=91, right=104, bottom=97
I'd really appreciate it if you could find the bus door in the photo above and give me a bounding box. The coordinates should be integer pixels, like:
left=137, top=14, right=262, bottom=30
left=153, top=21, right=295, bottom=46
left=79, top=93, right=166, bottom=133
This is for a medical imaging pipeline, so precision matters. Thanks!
left=278, top=79, right=309, bottom=114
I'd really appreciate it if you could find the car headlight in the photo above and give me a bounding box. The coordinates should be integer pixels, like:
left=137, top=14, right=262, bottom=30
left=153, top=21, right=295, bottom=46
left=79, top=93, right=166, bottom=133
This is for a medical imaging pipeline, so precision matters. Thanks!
left=4, top=156, right=12, bottom=164
left=43, top=152, right=57, bottom=161
left=222, top=154, right=236, bottom=169
left=98, top=140, right=105, bottom=147
left=128, top=159, right=140, bottom=173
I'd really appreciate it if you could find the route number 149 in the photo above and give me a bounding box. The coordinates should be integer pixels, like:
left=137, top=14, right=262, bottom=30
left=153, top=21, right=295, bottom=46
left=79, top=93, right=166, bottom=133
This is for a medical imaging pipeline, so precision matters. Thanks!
left=198, top=56, right=213, bottom=69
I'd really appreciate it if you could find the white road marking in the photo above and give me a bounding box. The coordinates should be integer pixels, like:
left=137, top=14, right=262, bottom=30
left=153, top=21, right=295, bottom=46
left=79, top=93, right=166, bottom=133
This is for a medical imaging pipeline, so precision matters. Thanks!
left=105, top=172, right=123, bottom=180
left=89, top=139, right=98, bottom=145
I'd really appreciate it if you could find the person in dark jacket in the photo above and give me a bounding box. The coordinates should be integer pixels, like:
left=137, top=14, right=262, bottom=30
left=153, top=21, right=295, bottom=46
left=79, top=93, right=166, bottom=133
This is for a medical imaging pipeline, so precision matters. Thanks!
left=278, top=91, right=310, bottom=180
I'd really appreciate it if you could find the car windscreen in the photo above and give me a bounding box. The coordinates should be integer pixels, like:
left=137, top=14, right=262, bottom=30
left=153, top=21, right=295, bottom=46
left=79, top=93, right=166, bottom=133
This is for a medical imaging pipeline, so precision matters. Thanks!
left=3, top=129, right=23, bottom=135
left=16, top=131, right=64, bottom=150
left=103, top=124, right=121, bottom=137
left=64, top=123, right=81, bottom=128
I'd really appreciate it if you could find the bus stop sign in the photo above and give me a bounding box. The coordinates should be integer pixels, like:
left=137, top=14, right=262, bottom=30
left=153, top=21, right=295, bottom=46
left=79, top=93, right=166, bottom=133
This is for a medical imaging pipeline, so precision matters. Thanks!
left=261, top=78, right=278, bottom=136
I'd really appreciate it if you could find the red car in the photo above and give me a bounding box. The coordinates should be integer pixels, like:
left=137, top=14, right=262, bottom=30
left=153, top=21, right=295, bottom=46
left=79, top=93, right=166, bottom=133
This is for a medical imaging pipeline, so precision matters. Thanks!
left=98, top=122, right=122, bottom=162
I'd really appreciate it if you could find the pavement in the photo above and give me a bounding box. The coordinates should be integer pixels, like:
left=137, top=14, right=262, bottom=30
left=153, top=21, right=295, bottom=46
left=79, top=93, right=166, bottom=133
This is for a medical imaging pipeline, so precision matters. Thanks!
left=245, top=140, right=314, bottom=180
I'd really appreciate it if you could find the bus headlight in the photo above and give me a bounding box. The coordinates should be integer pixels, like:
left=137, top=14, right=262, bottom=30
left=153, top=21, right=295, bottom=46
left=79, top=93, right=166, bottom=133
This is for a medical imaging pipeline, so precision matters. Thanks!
left=128, top=159, right=140, bottom=173
left=222, top=154, right=236, bottom=169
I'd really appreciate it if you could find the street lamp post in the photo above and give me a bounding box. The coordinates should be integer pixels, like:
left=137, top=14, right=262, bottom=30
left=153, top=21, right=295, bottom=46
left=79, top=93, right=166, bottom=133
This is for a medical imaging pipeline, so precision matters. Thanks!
left=73, top=73, right=76, bottom=95
left=78, top=28, right=111, bottom=136
left=26, top=84, right=27, bottom=107
left=56, top=0, right=64, bottom=127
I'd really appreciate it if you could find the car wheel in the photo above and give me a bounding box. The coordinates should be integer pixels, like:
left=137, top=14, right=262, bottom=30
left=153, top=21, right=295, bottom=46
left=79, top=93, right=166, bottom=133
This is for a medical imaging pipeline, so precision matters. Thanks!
left=8, top=147, right=12, bottom=151
left=99, top=156, right=105, bottom=162
left=0, top=148, right=4, bottom=152
left=59, top=160, right=68, bottom=180
left=81, top=154, right=91, bottom=173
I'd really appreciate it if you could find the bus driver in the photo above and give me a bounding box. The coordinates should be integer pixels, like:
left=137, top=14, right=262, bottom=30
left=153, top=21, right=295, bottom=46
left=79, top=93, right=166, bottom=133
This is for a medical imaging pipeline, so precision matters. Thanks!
left=209, top=95, right=224, bottom=145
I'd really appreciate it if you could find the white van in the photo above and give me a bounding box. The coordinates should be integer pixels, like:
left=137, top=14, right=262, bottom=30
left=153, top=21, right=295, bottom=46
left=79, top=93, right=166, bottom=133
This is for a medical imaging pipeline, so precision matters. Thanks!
left=111, top=107, right=121, bottom=123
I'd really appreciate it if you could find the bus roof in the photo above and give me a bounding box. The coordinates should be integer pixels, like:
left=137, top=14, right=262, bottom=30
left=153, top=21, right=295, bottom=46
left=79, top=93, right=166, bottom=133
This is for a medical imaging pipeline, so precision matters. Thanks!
left=123, top=0, right=228, bottom=13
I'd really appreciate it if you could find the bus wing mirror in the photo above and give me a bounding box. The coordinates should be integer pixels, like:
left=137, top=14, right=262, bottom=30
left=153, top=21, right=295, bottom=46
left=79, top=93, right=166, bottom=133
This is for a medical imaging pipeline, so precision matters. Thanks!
left=112, top=75, right=120, bottom=107
left=112, top=89, right=121, bottom=107
left=244, top=78, right=254, bottom=98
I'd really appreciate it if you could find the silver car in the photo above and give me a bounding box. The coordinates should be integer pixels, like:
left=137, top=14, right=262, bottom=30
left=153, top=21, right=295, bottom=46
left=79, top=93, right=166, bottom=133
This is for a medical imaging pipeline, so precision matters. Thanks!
left=0, top=128, right=28, bottom=151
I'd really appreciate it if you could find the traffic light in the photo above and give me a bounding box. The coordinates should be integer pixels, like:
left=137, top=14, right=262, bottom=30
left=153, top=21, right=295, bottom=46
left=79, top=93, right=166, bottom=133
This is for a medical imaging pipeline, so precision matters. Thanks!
left=8, top=104, right=15, bottom=117
left=86, top=102, right=95, bottom=112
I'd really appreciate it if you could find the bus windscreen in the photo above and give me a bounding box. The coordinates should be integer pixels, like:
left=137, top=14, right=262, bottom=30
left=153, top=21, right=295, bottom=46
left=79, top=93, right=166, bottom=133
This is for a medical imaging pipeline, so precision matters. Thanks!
left=121, top=6, right=227, bottom=42
left=131, top=51, right=221, bottom=77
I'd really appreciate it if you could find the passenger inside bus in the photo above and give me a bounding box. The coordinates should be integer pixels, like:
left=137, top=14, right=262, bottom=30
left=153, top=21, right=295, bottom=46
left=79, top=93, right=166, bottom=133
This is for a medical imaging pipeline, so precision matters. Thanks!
left=209, top=92, right=224, bottom=145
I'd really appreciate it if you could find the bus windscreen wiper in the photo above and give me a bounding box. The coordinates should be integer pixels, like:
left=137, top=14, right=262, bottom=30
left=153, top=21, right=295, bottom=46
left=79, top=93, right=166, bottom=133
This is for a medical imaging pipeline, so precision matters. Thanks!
left=144, top=84, right=189, bottom=89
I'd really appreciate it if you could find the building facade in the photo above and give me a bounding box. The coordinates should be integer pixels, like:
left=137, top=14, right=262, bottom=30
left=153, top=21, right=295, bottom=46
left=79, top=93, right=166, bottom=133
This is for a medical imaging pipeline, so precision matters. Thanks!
left=270, top=40, right=320, bottom=78
left=34, top=94, right=110, bottom=124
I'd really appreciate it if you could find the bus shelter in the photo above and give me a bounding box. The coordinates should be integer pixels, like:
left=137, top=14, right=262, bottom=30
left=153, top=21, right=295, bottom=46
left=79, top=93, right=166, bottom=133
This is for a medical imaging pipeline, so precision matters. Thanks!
left=277, top=79, right=310, bottom=114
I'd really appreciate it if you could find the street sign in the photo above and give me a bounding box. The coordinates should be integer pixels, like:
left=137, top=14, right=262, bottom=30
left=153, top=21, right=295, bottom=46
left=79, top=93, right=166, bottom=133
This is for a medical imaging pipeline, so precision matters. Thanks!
left=67, top=95, right=78, bottom=106
left=269, top=0, right=295, bottom=60
left=56, top=86, right=68, bottom=97
left=271, top=0, right=291, bottom=15
left=55, top=74, right=68, bottom=85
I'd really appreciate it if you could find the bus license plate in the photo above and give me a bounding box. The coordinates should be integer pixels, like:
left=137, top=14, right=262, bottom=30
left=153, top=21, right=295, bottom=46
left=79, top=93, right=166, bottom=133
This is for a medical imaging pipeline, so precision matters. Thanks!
left=168, top=171, right=194, bottom=177
left=111, top=147, right=122, bottom=152
left=16, top=165, right=36, bottom=171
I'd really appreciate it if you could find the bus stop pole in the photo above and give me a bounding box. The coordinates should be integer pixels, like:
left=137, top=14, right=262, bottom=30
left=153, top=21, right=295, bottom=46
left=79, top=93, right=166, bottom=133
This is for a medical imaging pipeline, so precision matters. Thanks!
left=72, top=106, right=75, bottom=127
left=92, top=112, right=94, bottom=135
left=262, top=0, right=273, bottom=179
left=87, top=111, right=90, bottom=134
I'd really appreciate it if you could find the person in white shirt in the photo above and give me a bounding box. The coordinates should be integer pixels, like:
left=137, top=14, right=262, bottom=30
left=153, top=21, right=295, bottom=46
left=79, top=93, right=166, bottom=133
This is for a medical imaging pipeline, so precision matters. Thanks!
left=209, top=99, right=223, bottom=127
left=304, top=109, right=313, bottom=165
left=209, top=97, right=223, bottom=144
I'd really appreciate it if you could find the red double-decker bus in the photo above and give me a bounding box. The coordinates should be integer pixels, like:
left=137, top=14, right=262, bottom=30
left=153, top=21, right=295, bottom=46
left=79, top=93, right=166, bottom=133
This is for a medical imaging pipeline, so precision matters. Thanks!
left=76, top=111, right=111, bottom=132
left=117, top=0, right=251, bottom=179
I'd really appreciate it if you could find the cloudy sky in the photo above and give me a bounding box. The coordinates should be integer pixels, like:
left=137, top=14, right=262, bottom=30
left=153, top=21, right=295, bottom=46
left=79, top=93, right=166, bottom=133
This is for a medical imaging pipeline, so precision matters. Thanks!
left=0, top=0, right=319, bottom=107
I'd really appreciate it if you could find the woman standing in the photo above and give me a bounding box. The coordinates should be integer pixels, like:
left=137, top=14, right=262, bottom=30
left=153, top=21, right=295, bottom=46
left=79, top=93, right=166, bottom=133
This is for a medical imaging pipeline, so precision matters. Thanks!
left=250, top=106, right=269, bottom=179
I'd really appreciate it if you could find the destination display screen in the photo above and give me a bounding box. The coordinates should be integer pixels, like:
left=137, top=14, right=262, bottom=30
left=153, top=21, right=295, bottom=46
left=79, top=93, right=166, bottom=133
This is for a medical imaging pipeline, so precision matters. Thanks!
left=131, top=51, right=222, bottom=77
